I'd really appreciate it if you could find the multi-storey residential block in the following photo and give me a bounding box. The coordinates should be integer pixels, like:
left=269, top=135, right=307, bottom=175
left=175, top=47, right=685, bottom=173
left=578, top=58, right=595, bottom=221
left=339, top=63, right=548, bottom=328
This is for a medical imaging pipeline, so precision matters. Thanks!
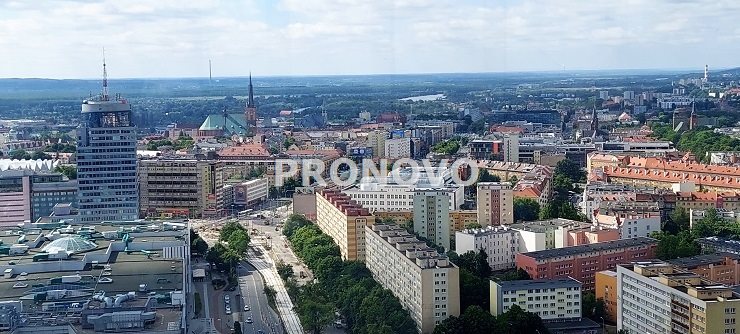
left=414, top=189, right=452, bottom=250
left=510, top=218, right=619, bottom=252
left=594, top=201, right=661, bottom=239
left=588, top=153, right=740, bottom=193
left=668, top=253, right=740, bottom=286
left=502, top=134, right=519, bottom=162
left=595, top=270, right=618, bottom=323
left=617, top=261, right=740, bottom=334
left=292, top=187, right=317, bottom=221
left=477, top=161, right=554, bottom=206
left=343, top=167, right=464, bottom=213
left=698, top=236, right=740, bottom=255
left=490, top=278, right=582, bottom=322
left=316, top=189, right=374, bottom=261
left=365, top=223, right=460, bottom=334
left=449, top=210, right=477, bottom=231
left=384, top=137, right=411, bottom=159
left=366, top=129, right=388, bottom=158
left=139, top=159, right=225, bottom=218
left=77, top=85, right=138, bottom=223
left=455, top=226, right=519, bottom=271
left=477, top=182, right=513, bottom=226
left=516, top=237, right=657, bottom=290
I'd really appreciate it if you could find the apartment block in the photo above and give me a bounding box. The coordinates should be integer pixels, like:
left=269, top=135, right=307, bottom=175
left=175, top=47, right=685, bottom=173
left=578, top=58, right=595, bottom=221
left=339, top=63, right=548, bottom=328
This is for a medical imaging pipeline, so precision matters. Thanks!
left=139, top=159, right=224, bottom=218
left=316, top=189, right=374, bottom=261
left=455, top=226, right=519, bottom=271
left=490, top=278, right=582, bottom=322
left=366, top=129, right=387, bottom=158
left=617, top=261, right=740, bottom=334
left=414, top=189, right=452, bottom=251
left=365, top=223, right=460, bottom=334
left=595, top=270, right=618, bottom=323
left=385, top=137, right=412, bottom=159
left=516, top=237, right=657, bottom=290
left=668, top=253, right=740, bottom=286
left=588, top=153, right=740, bottom=193
left=594, top=201, right=661, bottom=239
left=449, top=210, right=477, bottom=231
left=292, top=187, right=317, bottom=221
left=510, top=218, right=619, bottom=252
left=477, top=182, right=513, bottom=226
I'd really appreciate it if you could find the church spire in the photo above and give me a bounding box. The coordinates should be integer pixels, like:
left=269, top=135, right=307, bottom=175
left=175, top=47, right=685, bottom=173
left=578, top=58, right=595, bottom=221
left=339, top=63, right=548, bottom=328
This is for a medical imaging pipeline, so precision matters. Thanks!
left=247, top=72, right=255, bottom=108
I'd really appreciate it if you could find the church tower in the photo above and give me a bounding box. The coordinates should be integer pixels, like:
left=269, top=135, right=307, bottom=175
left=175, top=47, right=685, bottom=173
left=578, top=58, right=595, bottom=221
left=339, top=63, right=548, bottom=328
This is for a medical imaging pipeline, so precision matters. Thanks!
left=245, top=73, right=257, bottom=125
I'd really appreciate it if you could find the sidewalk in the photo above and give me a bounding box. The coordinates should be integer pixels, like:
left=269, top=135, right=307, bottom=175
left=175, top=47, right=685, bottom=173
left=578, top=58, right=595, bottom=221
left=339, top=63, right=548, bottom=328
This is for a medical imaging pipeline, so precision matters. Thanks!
left=247, top=246, right=304, bottom=334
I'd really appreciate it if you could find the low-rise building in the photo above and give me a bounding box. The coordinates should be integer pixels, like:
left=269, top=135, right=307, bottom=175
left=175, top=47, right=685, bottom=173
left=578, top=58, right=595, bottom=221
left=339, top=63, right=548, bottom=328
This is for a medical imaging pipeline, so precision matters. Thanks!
left=516, top=237, right=658, bottom=290
left=365, top=223, right=460, bottom=334
left=594, top=201, right=661, bottom=239
left=449, top=210, right=477, bottom=231
left=316, top=189, right=374, bottom=261
left=510, top=218, right=619, bottom=252
left=490, top=278, right=582, bottom=322
left=232, top=177, right=268, bottom=207
left=617, top=261, right=740, bottom=334
left=292, top=187, right=317, bottom=221
left=455, top=226, right=519, bottom=271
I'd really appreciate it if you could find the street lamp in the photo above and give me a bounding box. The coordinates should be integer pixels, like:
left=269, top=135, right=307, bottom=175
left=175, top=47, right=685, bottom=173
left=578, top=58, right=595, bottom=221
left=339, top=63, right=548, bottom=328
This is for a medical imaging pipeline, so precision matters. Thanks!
left=600, top=316, right=605, bottom=330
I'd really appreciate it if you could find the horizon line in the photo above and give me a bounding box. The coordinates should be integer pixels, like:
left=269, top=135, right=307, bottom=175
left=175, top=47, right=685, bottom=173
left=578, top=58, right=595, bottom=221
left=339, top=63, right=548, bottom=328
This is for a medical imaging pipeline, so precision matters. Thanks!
left=0, top=66, right=731, bottom=81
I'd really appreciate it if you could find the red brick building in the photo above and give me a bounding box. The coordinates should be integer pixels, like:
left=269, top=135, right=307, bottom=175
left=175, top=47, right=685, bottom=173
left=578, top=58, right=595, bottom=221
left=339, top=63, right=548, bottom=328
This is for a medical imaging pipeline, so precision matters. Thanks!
left=515, top=237, right=657, bottom=290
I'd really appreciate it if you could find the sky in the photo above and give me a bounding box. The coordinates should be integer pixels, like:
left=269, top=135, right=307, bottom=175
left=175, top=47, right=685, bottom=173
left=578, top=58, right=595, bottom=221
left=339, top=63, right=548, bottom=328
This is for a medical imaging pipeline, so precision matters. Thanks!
left=0, top=0, right=739, bottom=79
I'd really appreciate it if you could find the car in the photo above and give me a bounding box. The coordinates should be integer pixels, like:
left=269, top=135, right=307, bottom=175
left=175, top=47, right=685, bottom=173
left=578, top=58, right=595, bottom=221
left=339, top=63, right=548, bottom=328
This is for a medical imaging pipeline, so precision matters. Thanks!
left=244, top=305, right=250, bottom=311
left=257, top=330, right=264, bottom=334
left=246, top=317, right=253, bottom=324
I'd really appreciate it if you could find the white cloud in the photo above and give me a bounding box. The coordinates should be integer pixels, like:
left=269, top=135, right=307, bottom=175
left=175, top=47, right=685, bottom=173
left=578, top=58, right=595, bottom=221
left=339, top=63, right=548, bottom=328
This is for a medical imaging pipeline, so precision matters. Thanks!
left=0, top=0, right=738, bottom=78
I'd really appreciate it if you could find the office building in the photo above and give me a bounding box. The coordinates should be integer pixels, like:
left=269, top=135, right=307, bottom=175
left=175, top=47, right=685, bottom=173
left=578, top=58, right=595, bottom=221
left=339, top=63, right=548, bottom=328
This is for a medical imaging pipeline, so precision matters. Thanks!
left=316, top=189, right=374, bottom=261
left=233, top=177, right=268, bottom=207
left=366, top=130, right=387, bottom=158
left=365, top=223, right=460, bottom=334
left=31, top=177, right=77, bottom=222
left=516, top=237, right=657, bottom=290
left=490, top=278, right=582, bottom=322
left=76, top=64, right=138, bottom=223
left=477, top=182, right=513, bottom=226
left=0, top=165, right=77, bottom=226
left=413, top=189, right=452, bottom=251
left=617, top=261, right=740, bottom=334
left=139, top=159, right=224, bottom=218
left=455, top=226, right=519, bottom=271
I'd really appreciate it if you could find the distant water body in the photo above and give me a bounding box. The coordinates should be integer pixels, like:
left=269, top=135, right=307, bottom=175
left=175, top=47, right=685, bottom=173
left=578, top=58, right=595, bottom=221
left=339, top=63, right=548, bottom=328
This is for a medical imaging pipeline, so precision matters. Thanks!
left=399, top=94, right=445, bottom=102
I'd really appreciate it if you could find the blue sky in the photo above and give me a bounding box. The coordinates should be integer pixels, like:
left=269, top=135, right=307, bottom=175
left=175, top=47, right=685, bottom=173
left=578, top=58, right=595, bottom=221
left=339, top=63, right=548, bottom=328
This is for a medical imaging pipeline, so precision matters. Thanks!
left=0, top=0, right=738, bottom=79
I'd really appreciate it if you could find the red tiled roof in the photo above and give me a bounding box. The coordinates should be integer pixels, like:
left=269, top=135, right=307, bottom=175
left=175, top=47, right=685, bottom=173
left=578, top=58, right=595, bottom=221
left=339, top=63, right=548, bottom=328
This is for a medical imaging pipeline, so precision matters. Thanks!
left=218, top=144, right=270, bottom=157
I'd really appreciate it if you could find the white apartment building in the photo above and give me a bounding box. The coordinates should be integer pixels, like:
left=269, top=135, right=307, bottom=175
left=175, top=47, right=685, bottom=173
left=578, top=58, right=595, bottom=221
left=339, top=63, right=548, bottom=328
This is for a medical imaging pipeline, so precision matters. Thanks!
left=365, top=223, right=460, bottom=334
left=490, top=278, right=583, bottom=321
left=617, top=261, right=740, bottom=334
left=343, top=167, right=464, bottom=213
left=414, top=189, right=452, bottom=251
left=477, top=182, right=513, bottom=227
left=509, top=219, right=594, bottom=252
left=455, top=226, right=519, bottom=271
left=385, top=137, right=412, bottom=159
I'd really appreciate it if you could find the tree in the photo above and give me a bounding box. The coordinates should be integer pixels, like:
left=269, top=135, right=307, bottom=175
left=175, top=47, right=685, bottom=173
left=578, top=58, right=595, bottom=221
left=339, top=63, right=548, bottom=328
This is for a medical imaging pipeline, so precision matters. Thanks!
left=219, top=221, right=245, bottom=242
left=31, top=151, right=52, bottom=160
left=233, top=321, right=242, bottom=334
left=513, top=198, right=540, bottom=222
left=582, top=292, right=605, bottom=320
left=191, top=237, right=209, bottom=256
left=227, top=229, right=250, bottom=255
left=276, top=260, right=294, bottom=281
left=555, top=159, right=585, bottom=183
left=464, top=222, right=482, bottom=229
left=499, top=304, right=550, bottom=334
left=54, top=165, right=77, bottom=180
left=298, top=299, right=335, bottom=334
left=283, top=214, right=312, bottom=238
left=9, top=149, right=31, bottom=160
left=477, top=169, right=501, bottom=183
left=664, top=207, right=690, bottom=234
left=432, top=139, right=461, bottom=155
left=652, top=230, right=700, bottom=260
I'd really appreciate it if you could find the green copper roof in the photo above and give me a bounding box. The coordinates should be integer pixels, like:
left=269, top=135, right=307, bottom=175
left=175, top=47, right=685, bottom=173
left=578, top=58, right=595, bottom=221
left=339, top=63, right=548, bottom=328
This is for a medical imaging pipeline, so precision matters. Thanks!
left=199, top=113, right=251, bottom=135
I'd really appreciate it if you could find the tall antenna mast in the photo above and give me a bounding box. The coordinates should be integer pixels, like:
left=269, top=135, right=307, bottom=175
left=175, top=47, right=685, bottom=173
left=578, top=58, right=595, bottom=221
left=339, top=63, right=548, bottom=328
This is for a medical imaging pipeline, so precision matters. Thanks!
left=102, top=48, right=109, bottom=101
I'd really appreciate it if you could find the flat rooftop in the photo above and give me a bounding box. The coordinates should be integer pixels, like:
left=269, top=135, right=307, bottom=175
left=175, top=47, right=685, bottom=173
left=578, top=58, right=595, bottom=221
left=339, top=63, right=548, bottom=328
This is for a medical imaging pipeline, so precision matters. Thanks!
left=667, top=252, right=740, bottom=269
left=520, top=237, right=657, bottom=260
left=496, top=278, right=581, bottom=291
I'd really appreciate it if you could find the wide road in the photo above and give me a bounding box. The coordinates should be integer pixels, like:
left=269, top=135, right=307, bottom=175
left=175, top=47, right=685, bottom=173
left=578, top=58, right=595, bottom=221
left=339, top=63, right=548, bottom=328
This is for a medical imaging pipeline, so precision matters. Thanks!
left=238, top=261, right=283, bottom=334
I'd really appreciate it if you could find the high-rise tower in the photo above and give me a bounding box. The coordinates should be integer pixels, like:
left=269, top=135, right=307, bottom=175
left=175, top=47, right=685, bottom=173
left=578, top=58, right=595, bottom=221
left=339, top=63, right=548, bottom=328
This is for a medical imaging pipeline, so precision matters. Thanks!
left=245, top=73, right=257, bottom=125
left=76, top=58, right=139, bottom=223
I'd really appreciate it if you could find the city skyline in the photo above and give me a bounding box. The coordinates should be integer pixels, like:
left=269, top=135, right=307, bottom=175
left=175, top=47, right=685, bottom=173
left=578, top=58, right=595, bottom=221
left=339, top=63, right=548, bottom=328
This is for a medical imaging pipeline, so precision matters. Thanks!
left=1, top=0, right=740, bottom=79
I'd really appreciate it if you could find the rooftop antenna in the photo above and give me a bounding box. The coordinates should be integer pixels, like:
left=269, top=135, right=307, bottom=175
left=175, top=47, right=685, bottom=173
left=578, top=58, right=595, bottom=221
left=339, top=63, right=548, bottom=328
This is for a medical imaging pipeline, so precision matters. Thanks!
left=703, top=64, right=709, bottom=83
left=102, top=48, right=109, bottom=101
left=209, top=59, right=212, bottom=85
